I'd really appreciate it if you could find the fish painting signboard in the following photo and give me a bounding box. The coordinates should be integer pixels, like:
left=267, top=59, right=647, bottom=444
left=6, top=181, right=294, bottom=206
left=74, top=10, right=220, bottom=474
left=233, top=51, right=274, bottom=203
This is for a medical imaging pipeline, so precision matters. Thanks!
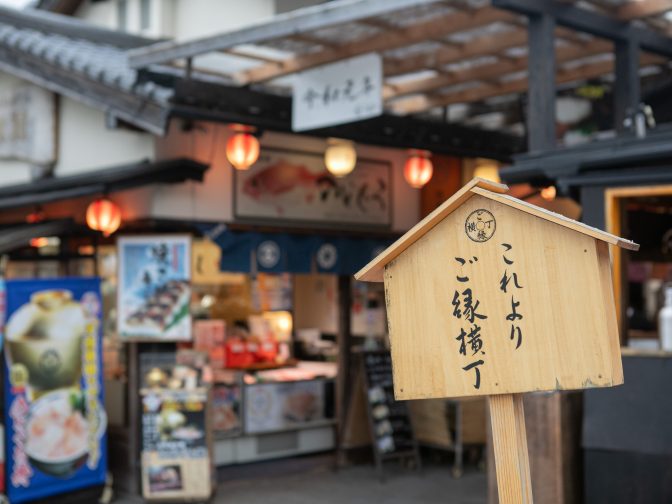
left=234, top=148, right=391, bottom=228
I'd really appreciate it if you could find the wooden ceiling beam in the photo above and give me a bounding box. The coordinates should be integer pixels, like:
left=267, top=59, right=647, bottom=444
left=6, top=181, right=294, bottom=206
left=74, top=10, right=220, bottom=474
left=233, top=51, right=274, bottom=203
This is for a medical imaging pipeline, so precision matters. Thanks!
left=391, top=53, right=664, bottom=114
left=617, top=0, right=672, bottom=20
left=383, top=28, right=527, bottom=76
left=221, top=48, right=282, bottom=64
left=382, top=24, right=589, bottom=80
left=234, top=7, right=518, bottom=84
left=384, top=39, right=613, bottom=100
left=285, top=33, right=340, bottom=49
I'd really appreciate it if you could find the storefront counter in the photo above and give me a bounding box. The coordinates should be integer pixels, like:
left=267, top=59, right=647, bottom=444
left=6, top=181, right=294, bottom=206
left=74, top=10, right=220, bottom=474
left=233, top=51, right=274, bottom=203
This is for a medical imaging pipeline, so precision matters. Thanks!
left=213, top=362, right=337, bottom=466
left=583, top=351, right=672, bottom=503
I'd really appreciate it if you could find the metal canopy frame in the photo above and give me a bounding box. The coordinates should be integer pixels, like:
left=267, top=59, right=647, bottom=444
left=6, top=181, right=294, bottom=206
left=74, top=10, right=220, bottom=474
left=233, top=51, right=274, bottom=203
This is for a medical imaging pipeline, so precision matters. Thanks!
left=170, top=79, right=524, bottom=160
left=493, top=0, right=672, bottom=56
left=128, top=0, right=440, bottom=68
left=500, top=123, right=672, bottom=183
left=126, top=0, right=672, bottom=139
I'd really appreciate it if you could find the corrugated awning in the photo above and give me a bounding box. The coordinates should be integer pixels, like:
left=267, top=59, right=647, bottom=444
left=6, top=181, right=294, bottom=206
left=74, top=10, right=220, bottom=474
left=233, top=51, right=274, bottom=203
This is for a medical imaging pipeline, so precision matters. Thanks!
left=0, top=158, right=209, bottom=211
left=0, top=219, right=76, bottom=254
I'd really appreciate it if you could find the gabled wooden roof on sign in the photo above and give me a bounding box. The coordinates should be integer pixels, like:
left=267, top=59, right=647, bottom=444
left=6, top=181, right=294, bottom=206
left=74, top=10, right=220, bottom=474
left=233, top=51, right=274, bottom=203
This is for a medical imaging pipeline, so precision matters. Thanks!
left=355, top=177, right=639, bottom=282
left=126, top=0, right=672, bottom=134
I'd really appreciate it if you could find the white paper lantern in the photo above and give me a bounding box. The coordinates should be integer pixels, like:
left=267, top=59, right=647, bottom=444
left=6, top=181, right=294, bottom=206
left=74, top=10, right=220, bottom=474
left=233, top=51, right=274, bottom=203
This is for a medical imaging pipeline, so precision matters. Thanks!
left=325, top=139, right=357, bottom=177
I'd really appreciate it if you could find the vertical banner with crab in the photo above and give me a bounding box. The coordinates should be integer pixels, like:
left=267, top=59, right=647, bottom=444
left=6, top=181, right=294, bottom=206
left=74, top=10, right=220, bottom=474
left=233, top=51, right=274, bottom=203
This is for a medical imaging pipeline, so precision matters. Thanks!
left=3, top=278, right=107, bottom=504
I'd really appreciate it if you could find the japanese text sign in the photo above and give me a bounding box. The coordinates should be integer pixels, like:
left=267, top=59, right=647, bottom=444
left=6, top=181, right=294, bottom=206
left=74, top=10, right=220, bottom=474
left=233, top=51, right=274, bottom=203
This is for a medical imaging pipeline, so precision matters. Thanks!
left=357, top=179, right=635, bottom=401
left=292, top=53, right=383, bottom=131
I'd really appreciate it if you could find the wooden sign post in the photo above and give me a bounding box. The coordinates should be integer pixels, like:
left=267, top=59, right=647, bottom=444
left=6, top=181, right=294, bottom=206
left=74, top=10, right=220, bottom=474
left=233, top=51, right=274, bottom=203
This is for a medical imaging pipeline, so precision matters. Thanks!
left=355, top=178, right=639, bottom=503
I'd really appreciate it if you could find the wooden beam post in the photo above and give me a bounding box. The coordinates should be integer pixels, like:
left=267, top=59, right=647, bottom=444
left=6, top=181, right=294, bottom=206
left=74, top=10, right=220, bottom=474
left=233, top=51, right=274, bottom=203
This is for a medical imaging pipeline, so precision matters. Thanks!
left=527, top=12, right=556, bottom=151
left=336, top=274, right=353, bottom=465
left=489, top=394, right=534, bottom=504
left=614, top=38, right=640, bottom=133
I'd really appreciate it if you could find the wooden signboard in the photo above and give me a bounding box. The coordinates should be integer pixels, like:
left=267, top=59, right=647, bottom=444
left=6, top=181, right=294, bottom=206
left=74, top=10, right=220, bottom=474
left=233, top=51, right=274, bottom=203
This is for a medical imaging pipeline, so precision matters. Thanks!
left=360, top=350, right=421, bottom=480
left=355, top=178, right=639, bottom=503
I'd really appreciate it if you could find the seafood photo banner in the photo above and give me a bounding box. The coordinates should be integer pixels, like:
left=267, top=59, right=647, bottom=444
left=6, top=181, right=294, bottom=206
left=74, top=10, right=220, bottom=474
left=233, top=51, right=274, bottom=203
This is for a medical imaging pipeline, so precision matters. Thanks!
left=118, top=235, right=192, bottom=341
left=234, top=148, right=392, bottom=228
left=3, top=278, right=107, bottom=504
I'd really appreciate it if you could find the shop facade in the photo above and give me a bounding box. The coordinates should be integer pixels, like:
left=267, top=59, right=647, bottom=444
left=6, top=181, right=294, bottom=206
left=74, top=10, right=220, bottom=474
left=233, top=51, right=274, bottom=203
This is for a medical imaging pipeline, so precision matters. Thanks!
left=4, top=0, right=671, bottom=502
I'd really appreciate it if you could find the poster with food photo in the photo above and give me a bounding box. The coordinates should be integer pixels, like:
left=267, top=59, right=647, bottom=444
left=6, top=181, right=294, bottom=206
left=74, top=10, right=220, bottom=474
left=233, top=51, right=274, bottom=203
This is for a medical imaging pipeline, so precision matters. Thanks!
left=244, top=381, right=324, bottom=434
left=3, top=278, right=107, bottom=504
left=118, top=235, right=192, bottom=341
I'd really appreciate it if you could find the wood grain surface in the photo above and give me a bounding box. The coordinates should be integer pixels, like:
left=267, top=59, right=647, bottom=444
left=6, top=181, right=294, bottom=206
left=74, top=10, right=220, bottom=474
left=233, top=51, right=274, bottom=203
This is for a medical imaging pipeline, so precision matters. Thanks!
left=384, top=193, right=623, bottom=399
left=489, top=394, right=533, bottom=504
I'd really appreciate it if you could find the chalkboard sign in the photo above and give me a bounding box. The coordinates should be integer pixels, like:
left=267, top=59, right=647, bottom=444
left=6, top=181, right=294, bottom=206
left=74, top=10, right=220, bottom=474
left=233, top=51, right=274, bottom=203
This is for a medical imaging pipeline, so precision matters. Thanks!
left=361, top=351, right=421, bottom=479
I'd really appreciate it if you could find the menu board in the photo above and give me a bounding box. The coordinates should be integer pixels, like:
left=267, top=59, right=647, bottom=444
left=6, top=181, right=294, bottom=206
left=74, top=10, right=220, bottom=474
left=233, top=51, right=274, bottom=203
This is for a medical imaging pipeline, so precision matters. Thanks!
left=118, top=235, right=192, bottom=341
left=140, top=388, right=211, bottom=501
left=361, top=351, right=419, bottom=465
left=3, top=278, right=107, bottom=503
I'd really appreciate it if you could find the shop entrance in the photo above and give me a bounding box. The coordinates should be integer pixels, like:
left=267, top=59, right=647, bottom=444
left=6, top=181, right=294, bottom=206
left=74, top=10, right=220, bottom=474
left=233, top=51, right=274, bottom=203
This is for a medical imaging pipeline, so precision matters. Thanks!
left=606, top=185, right=672, bottom=346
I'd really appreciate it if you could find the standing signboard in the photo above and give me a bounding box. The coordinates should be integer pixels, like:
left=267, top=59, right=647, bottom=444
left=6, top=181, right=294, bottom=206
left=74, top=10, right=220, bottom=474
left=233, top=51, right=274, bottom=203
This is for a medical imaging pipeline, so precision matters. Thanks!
left=292, top=52, right=383, bottom=132
left=3, top=278, right=107, bottom=503
left=118, top=235, right=192, bottom=341
left=360, top=351, right=420, bottom=479
left=140, top=387, right=211, bottom=501
left=355, top=178, right=639, bottom=503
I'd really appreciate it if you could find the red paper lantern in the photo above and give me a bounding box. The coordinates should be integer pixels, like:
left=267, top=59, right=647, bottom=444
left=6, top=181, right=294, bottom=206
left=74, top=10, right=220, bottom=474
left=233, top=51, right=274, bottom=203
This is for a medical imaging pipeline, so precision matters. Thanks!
left=404, top=151, right=433, bottom=188
left=26, top=209, right=45, bottom=223
left=86, top=198, right=121, bottom=237
left=226, top=132, right=260, bottom=170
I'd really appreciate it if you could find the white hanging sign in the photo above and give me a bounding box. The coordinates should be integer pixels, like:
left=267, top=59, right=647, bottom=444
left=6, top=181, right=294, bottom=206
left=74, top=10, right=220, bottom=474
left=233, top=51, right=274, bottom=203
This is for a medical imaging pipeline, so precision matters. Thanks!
left=292, top=53, right=383, bottom=132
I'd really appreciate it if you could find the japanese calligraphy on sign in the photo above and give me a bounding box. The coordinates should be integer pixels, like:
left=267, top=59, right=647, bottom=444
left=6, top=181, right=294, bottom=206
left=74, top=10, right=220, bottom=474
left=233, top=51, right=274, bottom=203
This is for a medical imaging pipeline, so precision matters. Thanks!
left=357, top=176, right=635, bottom=412
left=292, top=53, right=383, bottom=131
left=450, top=242, right=526, bottom=389
left=452, top=256, right=487, bottom=389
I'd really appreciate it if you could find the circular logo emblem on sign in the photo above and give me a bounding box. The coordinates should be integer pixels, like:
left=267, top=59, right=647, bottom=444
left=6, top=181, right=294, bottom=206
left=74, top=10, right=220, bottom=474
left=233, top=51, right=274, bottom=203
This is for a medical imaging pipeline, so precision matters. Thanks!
left=257, top=240, right=280, bottom=269
left=317, top=243, right=338, bottom=270
left=465, top=209, right=496, bottom=242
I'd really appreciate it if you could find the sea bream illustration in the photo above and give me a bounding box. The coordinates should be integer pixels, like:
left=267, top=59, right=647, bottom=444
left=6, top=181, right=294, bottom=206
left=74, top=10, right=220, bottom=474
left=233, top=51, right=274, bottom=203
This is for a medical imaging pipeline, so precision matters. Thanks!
left=241, top=158, right=387, bottom=216
left=243, top=160, right=331, bottom=200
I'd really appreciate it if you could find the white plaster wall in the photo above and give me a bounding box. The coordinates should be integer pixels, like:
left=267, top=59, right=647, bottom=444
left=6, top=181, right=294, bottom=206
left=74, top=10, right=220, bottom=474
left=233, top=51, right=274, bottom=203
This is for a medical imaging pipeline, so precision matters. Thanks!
left=76, top=0, right=118, bottom=30
left=151, top=121, right=420, bottom=232
left=172, top=0, right=274, bottom=40
left=55, top=97, right=154, bottom=176
left=75, top=0, right=274, bottom=38
left=0, top=158, right=33, bottom=187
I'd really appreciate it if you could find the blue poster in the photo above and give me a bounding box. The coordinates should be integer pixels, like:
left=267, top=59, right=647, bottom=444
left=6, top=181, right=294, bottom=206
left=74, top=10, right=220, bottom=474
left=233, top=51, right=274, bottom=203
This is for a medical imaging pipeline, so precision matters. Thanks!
left=3, top=278, right=107, bottom=503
